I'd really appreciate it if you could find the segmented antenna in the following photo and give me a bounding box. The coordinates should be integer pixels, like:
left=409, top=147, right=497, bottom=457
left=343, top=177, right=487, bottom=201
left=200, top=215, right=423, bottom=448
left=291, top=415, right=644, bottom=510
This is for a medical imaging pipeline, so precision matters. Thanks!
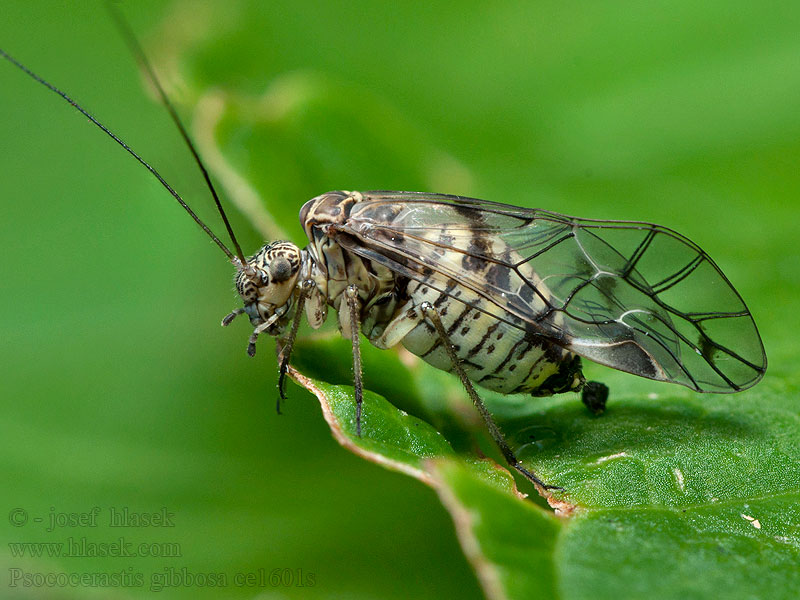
left=106, top=2, right=247, bottom=265
left=0, top=48, right=237, bottom=261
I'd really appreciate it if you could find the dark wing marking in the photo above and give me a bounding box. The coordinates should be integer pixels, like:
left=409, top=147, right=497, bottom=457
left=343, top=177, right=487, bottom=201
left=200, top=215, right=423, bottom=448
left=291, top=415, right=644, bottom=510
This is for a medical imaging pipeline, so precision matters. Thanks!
left=330, top=191, right=766, bottom=393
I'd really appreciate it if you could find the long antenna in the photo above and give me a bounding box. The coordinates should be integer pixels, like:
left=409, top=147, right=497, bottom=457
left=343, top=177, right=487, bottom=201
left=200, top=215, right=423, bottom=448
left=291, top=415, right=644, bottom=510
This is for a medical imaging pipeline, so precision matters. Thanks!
left=0, top=49, right=237, bottom=262
left=106, top=2, right=247, bottom=264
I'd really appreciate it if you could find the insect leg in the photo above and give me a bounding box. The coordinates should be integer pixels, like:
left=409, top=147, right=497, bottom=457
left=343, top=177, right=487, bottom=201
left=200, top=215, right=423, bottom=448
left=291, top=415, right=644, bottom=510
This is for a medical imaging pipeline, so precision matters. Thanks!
left=277, top=280, right=316, bottom=410
left=247, top=312, right=281, bottom=357
left=581, top=381, right=609, bottom=415
left=369, top=301, right=424, bottom=349
left=420, top=302, right=563, bottom=492
left=345, top=285, right=365, bottom=436
left=221, top=308, right=246, bottom=327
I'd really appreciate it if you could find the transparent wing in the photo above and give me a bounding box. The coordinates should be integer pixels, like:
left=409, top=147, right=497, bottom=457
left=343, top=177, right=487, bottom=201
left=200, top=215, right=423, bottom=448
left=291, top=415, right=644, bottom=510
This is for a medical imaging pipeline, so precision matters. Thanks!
left=333, top=191, right=766, bottom=392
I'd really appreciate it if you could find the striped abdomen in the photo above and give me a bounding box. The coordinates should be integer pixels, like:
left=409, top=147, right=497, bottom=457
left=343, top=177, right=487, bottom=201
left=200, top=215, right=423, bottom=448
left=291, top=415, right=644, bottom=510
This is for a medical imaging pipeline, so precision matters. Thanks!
left=399, top=278, right=583, bottom=396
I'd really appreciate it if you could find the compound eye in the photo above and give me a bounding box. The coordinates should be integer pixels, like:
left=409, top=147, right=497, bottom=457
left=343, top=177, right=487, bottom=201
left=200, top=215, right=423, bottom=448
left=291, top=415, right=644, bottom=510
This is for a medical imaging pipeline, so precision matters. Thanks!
left=269, top=256, right=293, bottom=283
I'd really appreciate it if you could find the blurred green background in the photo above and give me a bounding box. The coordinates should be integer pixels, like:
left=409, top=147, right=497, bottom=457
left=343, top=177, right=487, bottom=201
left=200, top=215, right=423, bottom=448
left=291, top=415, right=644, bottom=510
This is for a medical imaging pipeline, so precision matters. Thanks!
left=1, top=1, right=798, bottom=598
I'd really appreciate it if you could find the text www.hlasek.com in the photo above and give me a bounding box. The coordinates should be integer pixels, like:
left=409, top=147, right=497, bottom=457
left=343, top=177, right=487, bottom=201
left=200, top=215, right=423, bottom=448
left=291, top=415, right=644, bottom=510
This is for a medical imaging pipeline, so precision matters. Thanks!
left=9, top=538, right=181, bottom=558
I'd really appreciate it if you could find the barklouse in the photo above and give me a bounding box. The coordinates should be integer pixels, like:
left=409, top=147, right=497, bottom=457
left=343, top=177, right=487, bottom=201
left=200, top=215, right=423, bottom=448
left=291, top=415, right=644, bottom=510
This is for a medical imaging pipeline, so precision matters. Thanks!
left=1, top=10, right=766, bottom=491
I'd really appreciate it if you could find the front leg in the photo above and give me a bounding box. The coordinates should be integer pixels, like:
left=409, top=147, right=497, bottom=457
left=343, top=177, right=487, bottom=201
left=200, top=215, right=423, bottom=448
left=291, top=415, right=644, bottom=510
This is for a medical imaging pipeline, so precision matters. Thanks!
left=276, top=280, right=316, bottom=408
left=221, top=307, right=246, bottom=327
left=247, top=312, right=280, bottom=357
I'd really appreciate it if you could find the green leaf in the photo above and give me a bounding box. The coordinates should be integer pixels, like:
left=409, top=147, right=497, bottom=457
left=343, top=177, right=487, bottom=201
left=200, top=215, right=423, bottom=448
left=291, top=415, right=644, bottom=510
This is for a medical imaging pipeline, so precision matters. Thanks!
left=430, top=460, right=562, bottom=599
left=288, top=363, right=800, bottom=600
left=286, top=365, right=524, bottom=497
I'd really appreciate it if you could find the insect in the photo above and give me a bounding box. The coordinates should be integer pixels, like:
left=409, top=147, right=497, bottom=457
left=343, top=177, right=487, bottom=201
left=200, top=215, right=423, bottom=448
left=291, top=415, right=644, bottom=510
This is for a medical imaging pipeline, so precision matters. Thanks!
left=1, top=11, right=767, bottom=492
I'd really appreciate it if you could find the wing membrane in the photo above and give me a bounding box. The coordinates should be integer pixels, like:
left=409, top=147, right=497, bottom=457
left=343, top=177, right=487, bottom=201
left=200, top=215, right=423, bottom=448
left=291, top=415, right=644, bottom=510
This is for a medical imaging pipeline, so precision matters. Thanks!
left=333, top=191, right=766, bottom=392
